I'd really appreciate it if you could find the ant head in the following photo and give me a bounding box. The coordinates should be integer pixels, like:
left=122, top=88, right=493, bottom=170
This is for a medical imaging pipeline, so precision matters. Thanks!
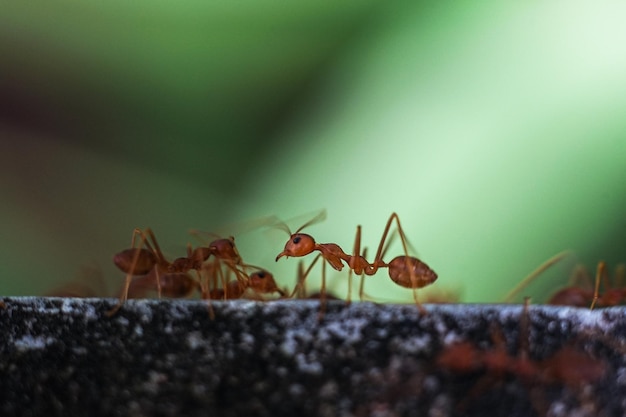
left=209, top=237, right=241, bottom=264
left=249, top=270, right=279, bottom=293
left=275, top=233, right=316, bottom=261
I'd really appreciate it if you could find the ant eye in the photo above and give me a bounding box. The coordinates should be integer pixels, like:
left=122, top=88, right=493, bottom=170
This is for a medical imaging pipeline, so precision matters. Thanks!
left=257, top=272, right=266, bottom=278
left=293, top=236, right=301, bottom=244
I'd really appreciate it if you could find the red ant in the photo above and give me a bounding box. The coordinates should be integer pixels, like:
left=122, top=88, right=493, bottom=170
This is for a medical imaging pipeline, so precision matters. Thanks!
left=274, top=211, right=437, bottom=310
left=437, top=299, right=607, bottom=414
left=551, top=262, right=626, bottom=309
left=107, top=228, right=246, bottom=316
left=504, top=257, right=626, bottom=308
left=122, top=268, right=201, bottom=300
left=208, top=268, right=286, bottom=300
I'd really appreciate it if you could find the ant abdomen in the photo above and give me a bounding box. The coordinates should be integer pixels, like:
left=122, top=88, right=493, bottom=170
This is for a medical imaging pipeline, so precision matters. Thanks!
left=548, top=288, right=590, bottom=307
left=158, top=272, right=199, bottom=298
left=387, top=256, right=438, bottom=289
left=113, top=249, right=157, bottom=275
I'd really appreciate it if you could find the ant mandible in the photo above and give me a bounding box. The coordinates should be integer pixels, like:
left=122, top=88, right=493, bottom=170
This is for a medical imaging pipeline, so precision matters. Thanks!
left=274, top=211, right=438, bottom=309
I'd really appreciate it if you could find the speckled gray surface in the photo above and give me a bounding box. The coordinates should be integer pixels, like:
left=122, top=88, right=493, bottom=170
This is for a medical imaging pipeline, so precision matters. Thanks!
left=0, top=297, right=624, bottom=417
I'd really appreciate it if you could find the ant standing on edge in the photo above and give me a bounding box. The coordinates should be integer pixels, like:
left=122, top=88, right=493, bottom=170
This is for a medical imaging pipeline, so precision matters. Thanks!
left=274, top=211, right=437, bottom=311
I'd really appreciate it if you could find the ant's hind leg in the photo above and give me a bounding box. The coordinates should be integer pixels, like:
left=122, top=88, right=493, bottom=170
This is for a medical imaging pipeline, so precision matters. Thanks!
left=107, top=229, right=154, bottom=317
left=347, top=225, right=364, bottom=305
left=590, top=261, right=606, bottom=310
left=372, top=213, right=413, bottom=266
left=317, top=260, right=328, bottom=322
left=289, top=254, right=321, bottom=298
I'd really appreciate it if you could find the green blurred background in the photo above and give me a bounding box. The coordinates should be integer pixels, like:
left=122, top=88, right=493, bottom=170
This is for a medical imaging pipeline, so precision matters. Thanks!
left=1, top=1, right=625, bottom=303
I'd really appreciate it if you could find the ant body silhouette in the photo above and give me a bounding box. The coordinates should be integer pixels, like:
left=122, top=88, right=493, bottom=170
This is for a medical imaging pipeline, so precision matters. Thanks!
left=437, top=299, right=607, bottom=414
left=208, top=268, right=286, bottom=300
left=275, top=211, right=437, bottom=309
left=108, top=228, right=245, bottom=316
left=503, top=258, right=625, bottom=309
left=550, top=262, right=625, bottom=309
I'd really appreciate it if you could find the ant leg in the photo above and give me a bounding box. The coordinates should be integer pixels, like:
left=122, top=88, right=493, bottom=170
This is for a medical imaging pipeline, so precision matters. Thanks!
left=107, top=229, right=154, bottom=316
left=197, top=264, right=215, bottom=320
left=289, top=254, right=321, bottom=298
left=222, top=261, right=250, bottom=295
left=590, top=261, right=606, bottom=310
left=411, top=278, right=426, bottom=315
left=210, top=263, right=220, bottom=298
left=198, top=266, right=209, bottom=300
left=204, top=276, right=215, bottom=320
left=346, top=225, right=365, bottom=305
left=376, top=213, right=428, bottom=312
left=296, top=261, right=306, bottom=298
left=358, top=272, right=365, bottom=302
left=372, top=213, right=410, bottom=266
left=216, top=264, right=228, bottom=299
left=357, top=247, right=369, bottom=302
left=144, top=228, right=168, bottom=265
left=318, top=260, right=327, bottom=321
left=155, top=268, right=162, bottom=299
left=205, top=285, right=216, bottom=320
left=501, top=251, right=571, bottom=303
left=346, top=267, right=353, bottom=305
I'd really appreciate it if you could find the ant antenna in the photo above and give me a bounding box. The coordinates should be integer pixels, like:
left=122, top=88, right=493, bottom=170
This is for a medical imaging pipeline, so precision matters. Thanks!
left=502, top=250, right=571, bottom=303
left=294, top=210, right=327, bottom=234
left=272, top=219, right=292, bottom=236
left=271, top=209, right=327, bottom=236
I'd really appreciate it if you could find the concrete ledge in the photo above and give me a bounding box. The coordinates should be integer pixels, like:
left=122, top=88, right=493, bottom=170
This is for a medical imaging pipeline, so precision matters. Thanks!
left=0, top=297, right=623, bottom=417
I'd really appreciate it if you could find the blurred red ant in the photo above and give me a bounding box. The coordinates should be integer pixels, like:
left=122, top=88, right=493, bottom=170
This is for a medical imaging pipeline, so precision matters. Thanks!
left=437, top=298, right=607, bottom=414
left=551, top=262, right=625, bottom=309
left=107, top=228, right=246, bottom=316
left=274, top=211, right=437, bottom=310
left=123, top=269, right=201, bottom=300
left=208, top=268, right=286, bottom=300
left=504, top=257, right=625, bottom=308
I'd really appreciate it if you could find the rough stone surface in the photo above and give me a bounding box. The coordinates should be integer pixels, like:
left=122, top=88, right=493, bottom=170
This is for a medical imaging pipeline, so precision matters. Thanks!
left=0, top=297, right=624, bottom=417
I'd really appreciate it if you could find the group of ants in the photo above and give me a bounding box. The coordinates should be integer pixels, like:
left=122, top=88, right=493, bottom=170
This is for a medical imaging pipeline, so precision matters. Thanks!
left=102, top=210, right=622, bottom=314
left=45, top=211, right=624, bottom=414
left=105, top=211, right=440, bottom=317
